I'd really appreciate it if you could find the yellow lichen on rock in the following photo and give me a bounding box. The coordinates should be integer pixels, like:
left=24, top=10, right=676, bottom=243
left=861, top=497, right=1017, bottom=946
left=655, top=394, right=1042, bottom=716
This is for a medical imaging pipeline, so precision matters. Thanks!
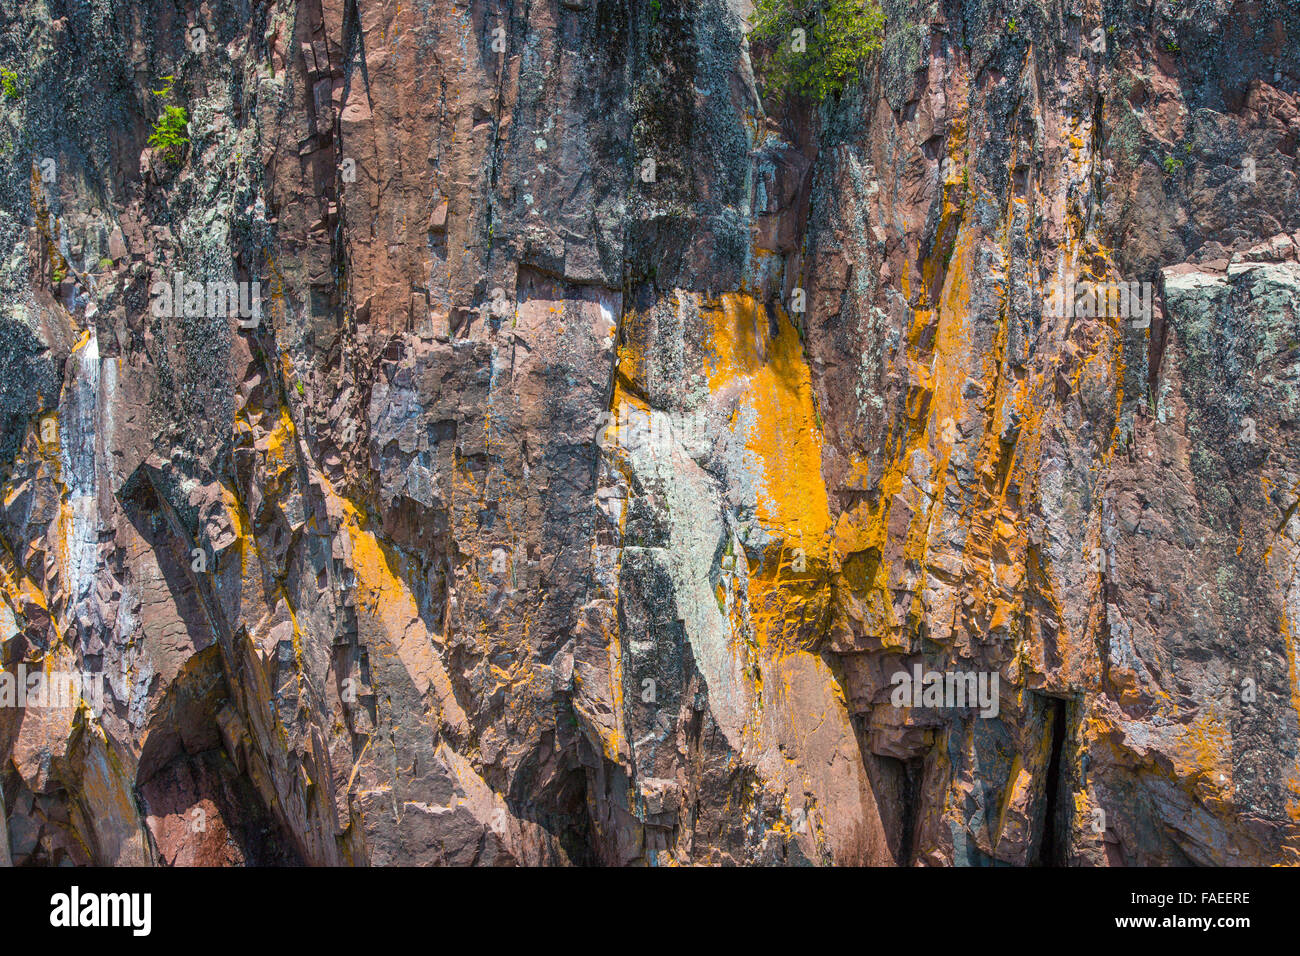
left=703, top=293, right=833, bottom=653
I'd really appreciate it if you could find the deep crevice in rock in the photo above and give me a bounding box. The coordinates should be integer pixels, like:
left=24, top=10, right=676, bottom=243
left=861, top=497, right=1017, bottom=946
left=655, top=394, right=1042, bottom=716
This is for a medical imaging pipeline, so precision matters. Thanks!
left=1036, top=696, right=1069, bottom=868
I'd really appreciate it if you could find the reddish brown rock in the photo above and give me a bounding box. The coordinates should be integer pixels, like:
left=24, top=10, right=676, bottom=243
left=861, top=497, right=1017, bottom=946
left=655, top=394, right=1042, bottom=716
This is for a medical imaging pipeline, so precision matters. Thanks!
left=0, top=0, right=1297, bottom=867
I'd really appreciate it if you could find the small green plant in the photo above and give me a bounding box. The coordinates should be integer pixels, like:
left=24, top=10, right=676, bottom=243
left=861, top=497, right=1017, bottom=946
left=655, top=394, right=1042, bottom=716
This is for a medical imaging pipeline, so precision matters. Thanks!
left=148, top=76, right=189, bottom=165
left=152, top=74, right=176, bottom=98
left=750, top=0, right=885, bottom=102
left=149, top=105, right=190, bottom=164
left=98, top=257, right=113, bottom=271
left=1162, top=155, right=1184, bottom=176
left=1007, top=17, right=1017, bottom=33
left=296, top=381, right=305, bottom=396
left=1164, top=39, right=1180, bottom=54
left=649, top=0, right=661, bottom=26
left=1, top=68, right=19, bottom=99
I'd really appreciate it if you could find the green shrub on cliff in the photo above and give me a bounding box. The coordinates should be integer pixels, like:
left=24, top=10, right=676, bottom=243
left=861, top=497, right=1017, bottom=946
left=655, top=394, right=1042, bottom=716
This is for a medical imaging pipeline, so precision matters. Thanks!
left=148, top=76, right=189, bottom=165
left=148, top=105, right=190, bottom=165
left=750, top=0, right=885, bottom=101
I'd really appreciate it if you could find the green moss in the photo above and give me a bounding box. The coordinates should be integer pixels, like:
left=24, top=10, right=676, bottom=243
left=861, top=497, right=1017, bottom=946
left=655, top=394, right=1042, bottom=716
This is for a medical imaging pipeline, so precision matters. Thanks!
left=750, top=0, right=885, bottom=102
left=1, top=68, right=19, bottom=99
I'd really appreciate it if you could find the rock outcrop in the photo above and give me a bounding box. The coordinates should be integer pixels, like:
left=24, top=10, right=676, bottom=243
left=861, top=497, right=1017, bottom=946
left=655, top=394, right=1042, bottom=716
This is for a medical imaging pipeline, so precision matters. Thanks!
left=0, top=0, right=1297, bottom=865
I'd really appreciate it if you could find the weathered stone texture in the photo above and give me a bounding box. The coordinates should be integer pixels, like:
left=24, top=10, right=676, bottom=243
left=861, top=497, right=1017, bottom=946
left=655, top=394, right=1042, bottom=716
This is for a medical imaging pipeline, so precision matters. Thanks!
left=0, top=0, right=1297, bottom=865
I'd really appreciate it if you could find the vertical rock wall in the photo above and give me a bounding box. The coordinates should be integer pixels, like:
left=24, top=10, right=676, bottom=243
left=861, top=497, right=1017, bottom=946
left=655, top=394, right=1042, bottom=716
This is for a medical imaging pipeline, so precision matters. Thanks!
left=0, top=0, right=1297, bottom=865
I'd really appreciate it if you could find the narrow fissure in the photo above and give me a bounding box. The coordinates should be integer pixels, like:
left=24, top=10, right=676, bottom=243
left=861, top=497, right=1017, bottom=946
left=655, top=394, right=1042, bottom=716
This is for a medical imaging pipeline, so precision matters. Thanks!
left=898, top=758, right=921, bottom=866
left=1037, top=697, right=1068, bottom=867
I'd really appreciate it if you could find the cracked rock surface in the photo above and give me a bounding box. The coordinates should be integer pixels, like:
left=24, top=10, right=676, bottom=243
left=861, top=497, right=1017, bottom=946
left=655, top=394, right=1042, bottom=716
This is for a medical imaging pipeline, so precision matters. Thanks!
left=0, top=0, right=1298, bottom=865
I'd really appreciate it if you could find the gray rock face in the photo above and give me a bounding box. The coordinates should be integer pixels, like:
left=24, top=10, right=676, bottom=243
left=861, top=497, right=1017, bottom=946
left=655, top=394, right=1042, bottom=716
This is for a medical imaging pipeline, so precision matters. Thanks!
left=0, top=0, right=1297, bottom=866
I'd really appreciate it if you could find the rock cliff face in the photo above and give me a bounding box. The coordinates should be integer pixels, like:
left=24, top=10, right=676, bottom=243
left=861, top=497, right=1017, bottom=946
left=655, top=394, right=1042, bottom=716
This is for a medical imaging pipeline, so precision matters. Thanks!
left=0, top=0, right=1297, bottom=866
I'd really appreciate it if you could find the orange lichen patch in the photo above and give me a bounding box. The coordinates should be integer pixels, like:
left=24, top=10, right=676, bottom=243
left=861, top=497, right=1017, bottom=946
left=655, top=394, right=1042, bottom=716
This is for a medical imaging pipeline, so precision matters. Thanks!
left=831, top=223, right=979, bottom=644
left=222, top=483, right=251, bottom=546
left=993, top=756, right=1030, bottom=846
left=0, top=552, right=47, bottom=618
left=929, top=226, right=976, bottom=431
left=571, top=608, right=628, bottom=765
left=341, top=497, right=417, bottom=622
left=37, top=412, right=60, bottom=457
left=226, top=391, right=301, bottom=584
left=1170, top=710, right=1233, bottom=798
left=1286, top=785, right=1300, bottom=825
left=334, top=492, right=467, bottom=732
left=700, top=294, right=833, bottom=653
left=613, top=299, right=661, bottom=395
left=924, top=160, right=969, bottom=305
left=715, top=296, right=829, bottom=544
left=235, top=397, right=297, bottom=465
left=605, top=621, right=628, bottom=761
left=702, top=293, right=766, bottom=387
left=605, top=379, right=650, bottom=476
left=228, top=403, right=304, bottom=672
left=264, top=405, right=296, bottom=468
left=278, top=351, right=298, bottom=389
left=1282, top=614, right=1300, bottom=738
